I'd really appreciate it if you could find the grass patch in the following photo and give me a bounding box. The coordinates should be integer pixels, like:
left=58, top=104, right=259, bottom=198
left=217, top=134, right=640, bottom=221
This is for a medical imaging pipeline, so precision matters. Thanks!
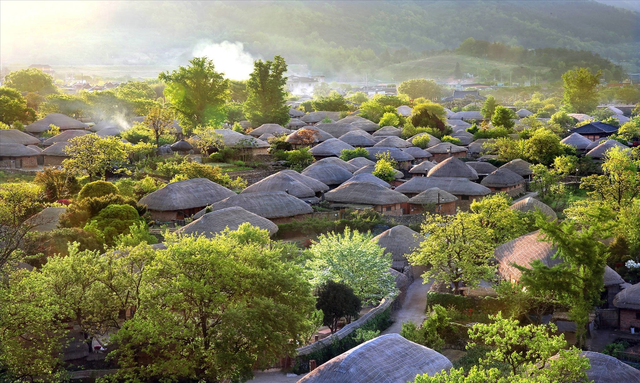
left=0, top=170, right=36, bottom=184
left=206, top=162, right=253, bottom=172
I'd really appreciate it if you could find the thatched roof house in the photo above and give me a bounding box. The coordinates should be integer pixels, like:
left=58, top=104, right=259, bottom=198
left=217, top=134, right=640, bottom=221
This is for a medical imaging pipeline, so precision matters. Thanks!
left=0, top=143, right=40, bottom=169
left=96, top=127, right=125, bottom=137
left=242, top=172, right=316, bottom=198
left=42, top=130, right=89, bottom=146
left=309, top=138, right=354, bottom=158
left=373, top=126, right=402, bottom=137
left=289, top=108, right=305, bottom=118
left=409, top=160, right=437, bottom=176
left=481, top=168, right=526, bottom=197
left=301, top=163, right=353, bottom=185
left=339, top=130, right=376, bottom=147
left=177, top=207, right=278, bottom=237
left=466, top=161, right=497, bottom=177
left=249, top=124, right=291, bottom=137
left=397, top=105, right=412, bottom=117
left=325, top=181, right=408, bottom=215
left=451, top=131, right=474, bottom=146
left=337, top=115, right=379, bottom=132
left=25, top=207, right=66, bottom=232
left=516, top=109, right=533, bottom=118
left=285, top=127, right=333, bottom=146
left=586, top=139, right=628, bottom=160
left=0, top=129, right=40, bottom=145
left=407, top=133, right=440, bottom=148
left=403, top=147, right=432, bottom=161
left=450, top=111, right=483, bottom=120
left=213, top=129, right=269, bottom=149
left=212, top=191, right=313, bottom=222
left=278, top=169, right=330, bottom=193
left=347, top=156, right=375, bottom=168
left=613, top=283, right=640, bottom=311
left=42, top=142, right=71, bottom=166
left=374, top=136, right=412, bottom=148
left=468, top=139, right=492, bottom=157
left=448, top=119, right=472, bottom=131
left=373, top=225, right=425, bottom=271
left=307, top=157, right=359, bottom=173
left=426, top=142, right=468, bottom=162
left=560, top=133, right=593, bottom=151
left=26, top=113, right=89, bottom=134
left=138, top=178, right=235, bottom=221
left=408, top=187, right=458, bottom=215
left=500, top=159, right=533, bottom=179
left=170, top=140, right=193, bottom=152
left=298, top=334, right=452, bottom=383
left=343, top=173, right=391, bottom=188
left=494, top=231, right=559, bottom=283
left=427, top=156, right=478, bottom=180
left=579, top=351, right=640, bottom=383
left=315, top=123, right=361, bottom=138
left=395, top=177, right=490, bottom=210
left=366, top=147, right=414, bottom=166
left=509, top=197, right=557, bottom=221
left=286, top=118, right=307, bottom=129
left=301, top=111, right=341, bottom=124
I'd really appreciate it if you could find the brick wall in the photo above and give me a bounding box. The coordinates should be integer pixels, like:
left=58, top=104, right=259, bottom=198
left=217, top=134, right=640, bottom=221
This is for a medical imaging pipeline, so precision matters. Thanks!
left=619, top=309, right=640, bottom=332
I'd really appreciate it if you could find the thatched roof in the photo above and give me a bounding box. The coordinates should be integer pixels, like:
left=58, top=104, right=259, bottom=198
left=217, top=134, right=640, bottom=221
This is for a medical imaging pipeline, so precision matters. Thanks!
left=561, top=133, right=594, bottom=151
left=286, top=118, right=307, bottom=129
left=307, top=157, right=359, bottom=173
left=42, top=130, right=89, bottom=146
left=26, top=113, right=89, bottom=133
left=212, top=191, right=313, bottom=219
left=374, top=136, right=412, bottom=148
left=403, top=147, right=432, bottom=159
left=447, top=120, right=472, bottom=131
left=249, top=124, right=291, bottom=137
left=468, top=139, right=493, bottom=155
left=177, top=207, right=278, bottom=237
left=0, top=143, right=41, bottom=157
left=516, top=109, right=533, bottom=118
left=494, top=231, right=559, bottom=282
left=89, top=120, right=119, bottom=132
left=509, top=197, right=557, bottom=221
left=258, top=133, right=275, bottom=141
left=339, top=130, right=376, bottom=147
left=170, top=140, right=193, bottom=152
left=285, top=127, right=333, bottom=145
left=585, top=138, right=607, bottom=151
left=614, top=282, right=640, bottom=310
left=604, top=266, right=625, bottom=287
left=443, top=108, right=454, bottom=118
left=466, top=161, right=497, bottom=175
left=301, top=163, right=353, bottom=185
left=409, top=187, right=458, bottom=205
left=315, top=123, right=361, bottom=138
left=500, top=159, right=533, bottom=176
left=213, top=129, right=269, bottom=148
left=309, top=138, right=355, bottom=157
left=579, top=351, right=640, bottom=383
left=41, top=142, right=71, bottom=157
left=366, top=147, right=414, bottom=162
left=481, top=168, right=525, bottom=187
left=451, top=131, right=474, bottom=145
left=278, top=169, right=330, bottom=193
left=242, top=172, right=316, bottom=198
left=427, top=156, right=478, bottom=180
left=298, top=334, right=452, bottom=383
left=354, top=165, right=404, bottom=179
left=347, top=156, right=375, bottom=168
left=337, top=115, right=379, bottom=132
left=426, top=142, right=467, bottom=154
left=410, top=160, right=437, bottom=174
left=289, top=108, right=305, bottom=118
left=96, top=127, right=125, bottom=137
left=567, top=113, right=592, bottom=122
left=450, top=111, right=483, bottom=120
left=138, top=178, right=235, bottom=211
left=343, top=173, right=391, bottom=188
left=397, top=105, right=412, bottom=117
left=25, top=207, right=66, bottom=232
left=586, top=139, right=628, bottom=159
left=395, top=177, right=491, bottom=196
left=27, top=145, right=42, bottom=153
left=326, top=181, right=408, bottom=205
left=373, top=225, right=425, bottom=270
left=373, top=126, right=402, bottom=137
left=301, top=111, right=341, bottom=124
left=407, top=133, right=440, bottom=148
left=0, top=129, right=40, bottom=145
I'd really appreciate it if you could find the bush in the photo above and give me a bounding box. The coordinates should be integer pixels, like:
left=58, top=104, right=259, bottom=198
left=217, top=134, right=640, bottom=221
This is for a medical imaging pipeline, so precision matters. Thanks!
left=269, top=135, right=293, bottom=153
left=440, top=135, right=462, bottom=145
left=316, top=281, right=362, bottom=333
left=339, top=147, right=369, bottom=161
left=285, top=147, right=314, bottom=171
left=379, top=112, right=400, bottom=128
left=21, top=228, right=101, bottom=264
left=372, top=152, right=397, bottom=182
left=473, top=126, right=510, bottom=139
left=400, top=304, right=451, bottom=351
left=78, top=180, right=119, bottom=200
left=411, top=102, right=446, bottom=133
left=60, top=194, right=141, bottom=228
left=412, top=134, right=431, bottom=149
left=156, top=156, right=247, bottom=190
left=83, top=204, right=143, bottom=246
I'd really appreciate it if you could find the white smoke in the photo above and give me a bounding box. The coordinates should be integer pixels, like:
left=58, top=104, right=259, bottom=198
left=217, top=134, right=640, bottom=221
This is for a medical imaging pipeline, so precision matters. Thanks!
left=192, top=41, right=255, bottom=81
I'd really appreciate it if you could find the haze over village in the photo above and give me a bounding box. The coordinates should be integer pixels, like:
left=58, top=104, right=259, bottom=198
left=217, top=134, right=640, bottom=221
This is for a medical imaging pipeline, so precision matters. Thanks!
left=2, top=1, right=640, bottom=382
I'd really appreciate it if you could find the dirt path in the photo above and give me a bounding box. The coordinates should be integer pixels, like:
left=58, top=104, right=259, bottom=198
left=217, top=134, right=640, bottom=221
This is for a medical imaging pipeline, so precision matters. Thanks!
left=382, top=277, right=433, bottom=335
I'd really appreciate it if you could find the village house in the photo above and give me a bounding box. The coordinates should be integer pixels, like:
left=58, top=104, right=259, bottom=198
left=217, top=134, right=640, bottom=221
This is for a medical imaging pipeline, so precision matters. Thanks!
left=480, top=168, right=526, bottom=197
left=324, top=180, right=409, bottom=216
left=373, top=225, right=425, bottom=273
left=41, top=142, right=71, bottom=166
left=394, top=177, right=491, bottom=211
left=286, top=127, right=332, bottom=148
left=337, top=116, right=379, bottom=132
left=561, top=132, right=594, bottom=152
left=407, top=187, right=457, bottom=215
left=427, top=156, right=478, bottom=180
left=339, top=130, right=376, bottom=147
left=365, top=147, right=415, bottom=170
left=586, top=139, right=629, bottom=161
left=570, top=121, right=619, bottom=141
left=0, top=129, right=41, bottom=146
left=26, top=113, right=89, bottom=135
left=509, top=197, right=557, bottom=221
left=499, top=158, right=533, bottom=181
left=286, top=75, right=325, bottom=96
left=310, top=138, right=355, bottom=159
left=178, top=206, right=278, bottom=238
left=426, top=143, right=468, bottom=163
left=0, top=143, right=40, bottom=169
left=409, top=160, right=437, bottom=177
left=211, top=191, right=313, bottom=224
left=613, top=283, right=640, bottom=333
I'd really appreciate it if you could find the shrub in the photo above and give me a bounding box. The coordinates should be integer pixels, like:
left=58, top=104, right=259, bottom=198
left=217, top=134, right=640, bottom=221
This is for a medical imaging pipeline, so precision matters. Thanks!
left=473, top=126, right=510, bottom=139
left=315, top=281, right=362, bottom=333
left=60, top=194, right=141, bottom=228
left=412, top=134, right=431, bottom=149
left=78, top=180, right=119, bottom=200
left=339, top=147, right=369, bottom=161
left=372, top=152, right=397, bottom=182
left=378, top=112, right=400, bottom=128
left=156, top=156, right=246, bottom=189
left=285, top=147, right=314, bottom=171
left=440, top=135, right=462, bottom=145
left=269, top=135, right=293, bottom=153
left=83, top=204, right=143, bottom=246
left=411, top=102, right=446, bottom=133
left=400, top=304, right=451, bottom=351
left=21, top=228, right=101, bottom=263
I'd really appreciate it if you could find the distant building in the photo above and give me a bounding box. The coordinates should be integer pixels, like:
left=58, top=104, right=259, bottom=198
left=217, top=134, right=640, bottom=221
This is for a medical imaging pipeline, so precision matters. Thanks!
left=570, top=121, right=619, bottom=141
left=29, top=64, right=55, bottom=76
left=443, top=89, right=486, bottom=102
left=286, top=75, right=325, bottom=96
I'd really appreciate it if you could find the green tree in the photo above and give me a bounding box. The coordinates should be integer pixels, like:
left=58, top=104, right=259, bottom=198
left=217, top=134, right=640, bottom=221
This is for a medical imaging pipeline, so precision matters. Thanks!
left=378, top=112, right=400, bottom=127
left=83, top=204, right=147, bottom=247
left=144, top=105, right=175, bottom=150
left=229, top=79, right=248, bottom=103
left=0, top=87, right=35, bottom=124
left=618, top=117, right=640, bottom=141
left=4, top=68, right=57, bottom=94
left=397, top=79, right=442, bottom=100
left=412, top=134, right=431, bottom=149
left=411, top=102, right=447, bottom=132
left=78, top=180, right=120, bottom=200
left=315, top=280, right=362, bottom=333
left=372, top=152, right=397, bottom=182
left=562, top=68, right=601, bottom=114
left=311, top=91, right=350, bottom=112
left=313, top=82, right=331, bottom=98
left=244, top=55, right=290, bottom=126
left=400, top=304, right=450, bottom=351
left=306, top=227, right=396, bottom=305
left=115, top=81, right=157, bottom=100
left=470, top=193, right=526, bottom=246
left=359, top=100, right=385, bottom=123
left=523, top=128, right=567, bottom=165
left=159, top=57, right=229, bottom=129
left=63, top=135, right=130, bottom=181
left=481, top=96, right=498, bottom=120
left=483, top=137, right=525, bottom=162
left=453, top=62, right=463, bottom=79
left=491, top=106, right=515, bottom=130
left=408, top=212, right=495, bottom=295
left=347, top=92, right=368, bottom=104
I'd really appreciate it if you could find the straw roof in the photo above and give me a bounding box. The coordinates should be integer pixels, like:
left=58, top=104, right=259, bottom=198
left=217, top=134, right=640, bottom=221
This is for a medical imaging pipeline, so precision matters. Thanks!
left=249, top=124, right=291, bottom=137
left=395, top=177, right=491, bottom=196
left=366, top=147, right=414, bottom=162
left=466, top=161, right=497, bottom=175
left=310, top=138, right=355, bottom=157
left=337, top=116, right=379, bottom=132
left=307, top=157, right=359, bottom=173
left=403, top=147, right=432, bottom=159
left=285, top=127, right=333, bottom=144
left=298, top=334, right=452, bottom=383
left=374, top=136, right=412, bottom=148
left=567, top=113, right=592, bottom=122
left=212, top=191, right=313, bottom=219
left=347, top=156, right=375, bottom=168
left=407, top=133, right=441, bottom=148
left=177, top=207, right=278, bottom=237
left=242, top=172, right=316, bottom=198
left=447, top=120, right=472, bottom=131
left=603, top=266, right=625, bottom=287
left=354, top=165, right=404, bottom=179
left=42, top=130, right=89, bottom=146
left=373, top=126, right=402, bottom=137
left=427, top=156, right=478, bottom=180
left=138, top=178, right=235, bottom=212
left=0, top=143, right=41, bottom=157
left=613, top=282, right=640, bottom=310
left=258, top=133, right=274, bottom=141
left=509, top=197, right=557, bottom=221
left=561, top=133, right=594, bottom=151
left=579, top=351, right=640, bottom=383
left=586, top=139, right=628, bottom=159
left=468, top=139, right=493, bottom=155
left=450, top=111, right=483, bottom=120
left=409, top=160, right=437, bottom=174
left=326, top=181, right=408, bottom=205
left=25, top=207, right=66, bottom=232
left=451, top=131, right=474, bottom=145
left=89, top=120, right=119, bottom=132
left=373, top=225, right=425, bottom=270
left=170, top=140, right=193, bottom=152
left=213, top=129, right=269, bottom=148
left=426, top=142, right=467, bottom=155
left=409, top=187, right=458, bottom=205
left=397, top=105, right=412, bottom=117
left=343, top=173, right=391, bottom=188
left=27, top=145, right=42, bottom=153
left=481, top=168, right=525, bottom=187
left=500, top=159, right=533, bottom=176
left=289, top=108, right=305, bottom=118
left=494, top=231, right=559, bottom=282
left=516, top=109, right=533, bottom=118
left=41, top=142, right=71, bottom=157
left=301, top=111, right=341, bottom=124
left=286, top=118, right=307, bottom=129
left=315, top=123, right=361, bottom=138
left=96, top=127, right=125, bottom=137
left=278, top=169, right=330, bottom=193
left=0, top=129, right=40, bottom=145
left=26, top=113, right=89, bottom=133
left=302, top=163, right=353, bottom=185
left=339, top=130, right=376, bottom=147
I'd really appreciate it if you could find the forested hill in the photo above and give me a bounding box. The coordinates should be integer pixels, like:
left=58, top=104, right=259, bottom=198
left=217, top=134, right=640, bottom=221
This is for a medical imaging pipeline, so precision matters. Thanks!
left=3, top=0, right=638, bottom=76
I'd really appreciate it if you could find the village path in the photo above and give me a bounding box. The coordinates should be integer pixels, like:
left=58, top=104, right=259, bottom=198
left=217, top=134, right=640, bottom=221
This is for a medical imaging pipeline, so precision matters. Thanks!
left=382, top=277, right=433, bottom=335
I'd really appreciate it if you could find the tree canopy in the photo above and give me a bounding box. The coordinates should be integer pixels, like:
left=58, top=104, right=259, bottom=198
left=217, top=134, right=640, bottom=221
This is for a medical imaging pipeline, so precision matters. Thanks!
left=562, top=68, right=601, bottom=114
left=4, top=68, right=57, bottom=95
left=243, top=55, right=290, bottom=126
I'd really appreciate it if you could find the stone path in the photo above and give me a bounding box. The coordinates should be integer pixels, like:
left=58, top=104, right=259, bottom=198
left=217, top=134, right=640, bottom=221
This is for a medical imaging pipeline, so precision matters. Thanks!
left=382, top=277, right=432, bottom=335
